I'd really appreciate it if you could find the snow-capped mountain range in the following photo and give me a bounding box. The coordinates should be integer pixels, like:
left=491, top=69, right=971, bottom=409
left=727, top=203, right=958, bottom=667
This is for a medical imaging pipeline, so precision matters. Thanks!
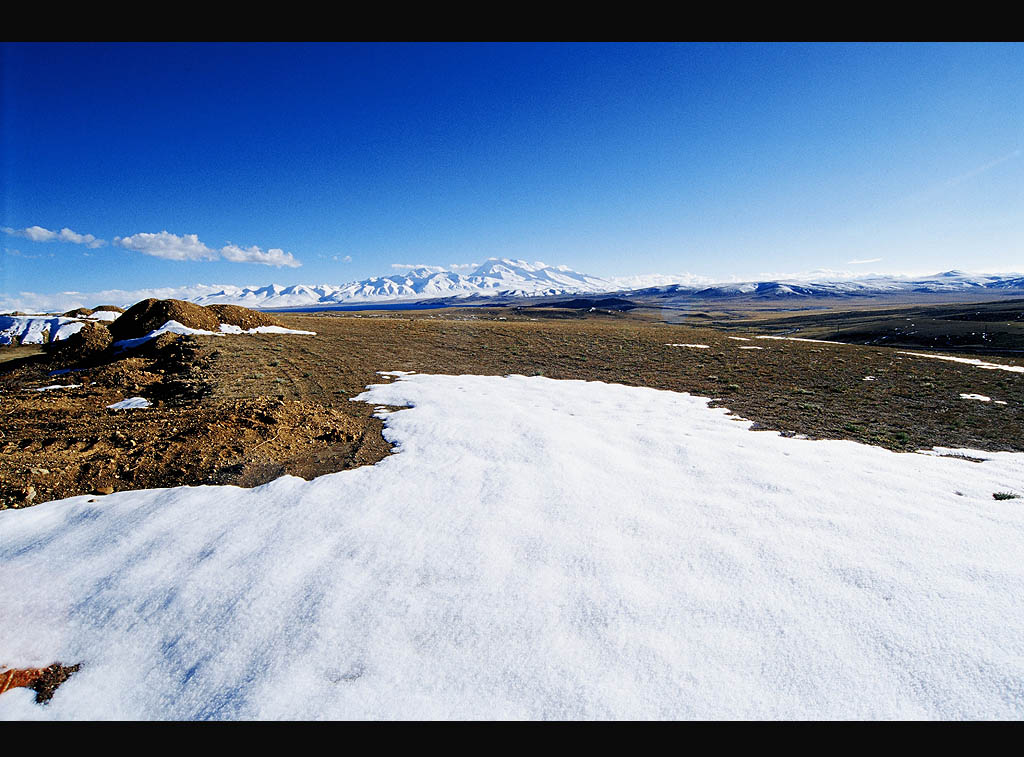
left=190, top=259, right=627, bottom=308
left=187, top=260, right=1024, bottom=310
left=4, top=259, right=1024, bottom=314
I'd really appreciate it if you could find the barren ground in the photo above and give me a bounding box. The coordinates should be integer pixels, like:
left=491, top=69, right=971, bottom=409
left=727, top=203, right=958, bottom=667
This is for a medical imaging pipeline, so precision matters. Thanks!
left=2, top=307, right=1022, bottom=509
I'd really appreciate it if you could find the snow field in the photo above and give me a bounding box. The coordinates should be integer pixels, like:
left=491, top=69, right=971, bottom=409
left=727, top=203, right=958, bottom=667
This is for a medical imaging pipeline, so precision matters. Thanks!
left=0, top=373, right=1022, bottom=719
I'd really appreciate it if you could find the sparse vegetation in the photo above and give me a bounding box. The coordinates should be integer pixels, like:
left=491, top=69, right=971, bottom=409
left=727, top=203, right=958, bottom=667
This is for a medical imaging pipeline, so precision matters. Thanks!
left=2, top=303, right=1022, bottom=509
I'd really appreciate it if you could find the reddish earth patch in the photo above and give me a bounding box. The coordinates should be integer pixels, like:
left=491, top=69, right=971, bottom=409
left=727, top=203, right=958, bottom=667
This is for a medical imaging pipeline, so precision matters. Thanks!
left=0, top=663, right=81, bottom=703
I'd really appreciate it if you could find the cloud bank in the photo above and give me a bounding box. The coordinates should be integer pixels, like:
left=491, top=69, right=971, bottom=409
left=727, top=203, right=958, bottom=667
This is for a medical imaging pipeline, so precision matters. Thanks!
left=114, top=231, right=301, bottom=268
left=3, top=225, right=301, bottom=268
left=2, top=225, right=105, bottom=248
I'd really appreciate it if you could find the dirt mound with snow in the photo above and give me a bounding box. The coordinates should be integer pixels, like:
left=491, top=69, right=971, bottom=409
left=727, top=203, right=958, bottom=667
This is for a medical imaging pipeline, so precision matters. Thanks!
left=51, top=321, right=113, bottom=363
left=206, top=304, right=283, bottom=330
left=109, top=299, right=221, bottom=341
left=93, top=305, right=125, bottom=314
left=63, top=307, right=95, bottom=318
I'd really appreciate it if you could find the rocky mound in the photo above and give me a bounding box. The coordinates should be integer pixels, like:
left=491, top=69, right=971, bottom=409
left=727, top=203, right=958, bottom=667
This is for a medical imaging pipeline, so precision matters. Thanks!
left=93, top=305, right=126, bottom=314
left=206, top=304, right=283, bottom=330
left=50, top=321, right=113, bottom=364
left=109, top=299, right=222, bottom=341
left=63, top=307, right=95, bottom=318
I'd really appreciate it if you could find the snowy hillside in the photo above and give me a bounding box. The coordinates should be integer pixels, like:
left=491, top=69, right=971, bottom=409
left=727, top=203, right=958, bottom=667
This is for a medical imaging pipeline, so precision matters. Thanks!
left=2, top=373, right=1023, bottom=719
left=190, top=259, right=619, bottom=308
left=189, top=265, right=1024, bottom=309
left=5, top=263, right=1024, bottom=314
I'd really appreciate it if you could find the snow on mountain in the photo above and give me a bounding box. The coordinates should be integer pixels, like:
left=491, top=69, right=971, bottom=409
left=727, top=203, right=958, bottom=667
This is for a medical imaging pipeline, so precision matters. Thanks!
left=190, top=258, right=619, bottom=308
left=5, top=263, right=1024, bottom=314
left=186, top=263, right=1024, bottom=310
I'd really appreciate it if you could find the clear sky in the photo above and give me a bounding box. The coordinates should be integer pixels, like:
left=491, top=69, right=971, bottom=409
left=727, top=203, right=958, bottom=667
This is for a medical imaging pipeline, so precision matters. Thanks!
left=2, top=42, right=1022, bottom=299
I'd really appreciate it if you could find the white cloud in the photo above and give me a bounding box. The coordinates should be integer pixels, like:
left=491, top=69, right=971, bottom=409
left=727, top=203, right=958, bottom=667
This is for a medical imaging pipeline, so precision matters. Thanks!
left=114, top=231, right=217, bottom=262
left=221, top=243, right=301, bottom=268
left=2, top=225, right=105, bottom=248
left=114, top=231, right=301, bottom=267
left=846, top=257, right=883, bottom=265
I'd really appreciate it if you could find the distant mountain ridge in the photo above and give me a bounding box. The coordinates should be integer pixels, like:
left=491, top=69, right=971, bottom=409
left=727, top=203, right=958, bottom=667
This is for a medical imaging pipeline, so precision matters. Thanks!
left=6, top=259, right=1024, bottom=314
left=191, top=258, right=621, bottom=308
left=188, top=259, right=1024, bottom=310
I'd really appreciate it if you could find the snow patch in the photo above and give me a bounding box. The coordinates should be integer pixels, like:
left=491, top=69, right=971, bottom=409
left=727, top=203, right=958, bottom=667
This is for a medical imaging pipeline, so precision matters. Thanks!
left=217, top=324, right=316, bottom=335
left=116, top=320, right=317, bottom=349
left=756, top=336, right=846, bottom=345
left=1, top=374, right=1023, bottom=719
left=0, top=316, right=84, bottom=345
left=106, top=397, right=152, bottom=410
left=897, top=351, right=1024, bottom=374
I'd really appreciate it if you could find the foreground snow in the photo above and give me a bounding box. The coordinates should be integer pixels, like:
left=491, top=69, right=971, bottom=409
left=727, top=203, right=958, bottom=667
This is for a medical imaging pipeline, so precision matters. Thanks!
left=1, top=374, right=1023, bottom=720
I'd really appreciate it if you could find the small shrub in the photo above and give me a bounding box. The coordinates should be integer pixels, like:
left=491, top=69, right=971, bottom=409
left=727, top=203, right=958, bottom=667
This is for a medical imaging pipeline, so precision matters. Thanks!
left=993, top=492, right=1021, bottom=501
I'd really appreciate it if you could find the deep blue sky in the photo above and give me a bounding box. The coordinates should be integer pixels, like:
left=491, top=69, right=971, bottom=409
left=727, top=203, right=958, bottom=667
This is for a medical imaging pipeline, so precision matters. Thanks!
left=2, top=42, right=1022, bottom=299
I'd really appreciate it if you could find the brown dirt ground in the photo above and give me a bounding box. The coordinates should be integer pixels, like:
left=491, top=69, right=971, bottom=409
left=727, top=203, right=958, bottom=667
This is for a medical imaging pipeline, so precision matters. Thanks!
left=108, top=298, right=222, bottom=340
left=2, top=306, right=1022, bottom=510
left=206, top=304, right=283, bottom=330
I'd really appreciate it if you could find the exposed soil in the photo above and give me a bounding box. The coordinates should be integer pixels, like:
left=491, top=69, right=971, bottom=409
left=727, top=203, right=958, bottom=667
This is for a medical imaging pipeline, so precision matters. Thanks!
left=1, top=304, right=1022, bottom=510
left=0, top=664, right=81, bottom=703
left=1, top=330, right=392, bottom=510
left=206, top=304, right=283, bottom=330
left=108, top=298, right=223, bottom=340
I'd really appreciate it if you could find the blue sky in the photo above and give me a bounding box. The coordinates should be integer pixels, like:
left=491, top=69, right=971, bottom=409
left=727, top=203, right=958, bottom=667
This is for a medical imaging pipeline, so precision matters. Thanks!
left=2, top=42, right=1022, bottom=300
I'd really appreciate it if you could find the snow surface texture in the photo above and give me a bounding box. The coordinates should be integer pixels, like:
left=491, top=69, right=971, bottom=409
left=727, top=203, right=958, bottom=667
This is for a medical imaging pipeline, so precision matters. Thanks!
left=1, top=374, right=1023, bottom=720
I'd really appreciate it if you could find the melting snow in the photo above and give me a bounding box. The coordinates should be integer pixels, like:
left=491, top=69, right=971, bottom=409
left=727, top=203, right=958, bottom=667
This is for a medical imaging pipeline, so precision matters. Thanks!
left=666, top=343, right=709, bottom=349
left=32, top=384, right=82, bottom=392
left=960, top=394, right=992, bottom=402
left=86, top=311, right=120, bottom=322
left=1, top=374, right=1023, bottom=719
left=756, top=336, right=846, bottom=345
left=116, top=320, right=317, bottom=349
left=897, top=351, right=1024, bottom=374
left=106, top=397, right=152, bottom=410
left=218, top=324, right=316, bottom=336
